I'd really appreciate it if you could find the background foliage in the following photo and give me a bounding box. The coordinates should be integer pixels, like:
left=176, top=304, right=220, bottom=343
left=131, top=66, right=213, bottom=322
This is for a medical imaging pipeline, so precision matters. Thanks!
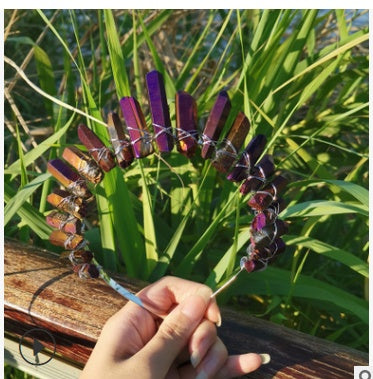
left=4, top=9, right=369, bottom=354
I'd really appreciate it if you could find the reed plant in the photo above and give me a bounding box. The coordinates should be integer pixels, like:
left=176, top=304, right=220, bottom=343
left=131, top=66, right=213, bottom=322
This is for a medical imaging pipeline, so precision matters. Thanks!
left=4, top=9, right=368, bottom=352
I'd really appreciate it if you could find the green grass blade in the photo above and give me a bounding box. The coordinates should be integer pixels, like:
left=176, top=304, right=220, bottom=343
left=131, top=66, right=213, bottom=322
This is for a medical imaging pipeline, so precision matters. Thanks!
left=139, top=162, right=158, bottom=277
left=229, top=267, right=368, bottom=324
left=5, top=113, right=75, bottom=178
left=4, top=174, right=51, bottom=228
left=205, top=227, right=251, bottom=288
left=285, top=235, right=368, bottom=277
left=137, top=13, right=176, bottom=96
left=104, top=9, right=130, bottom=98
left=174, top=191, right=238, bottom=277
left=281, top=200, right=368, bottom=218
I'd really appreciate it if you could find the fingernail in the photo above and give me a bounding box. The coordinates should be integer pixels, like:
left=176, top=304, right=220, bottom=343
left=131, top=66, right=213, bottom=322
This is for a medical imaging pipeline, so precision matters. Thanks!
left=195, top=370, right=208, bottom=379
left=190, top=351, right=201, bottom=368
left=216, top=312, right=222, bottom=327
left=259, top=353, right=271, bottom=365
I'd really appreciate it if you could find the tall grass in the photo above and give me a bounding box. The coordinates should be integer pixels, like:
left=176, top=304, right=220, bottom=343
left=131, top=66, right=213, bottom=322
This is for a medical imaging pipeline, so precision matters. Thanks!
left=4, top=9, right=368, bottom=351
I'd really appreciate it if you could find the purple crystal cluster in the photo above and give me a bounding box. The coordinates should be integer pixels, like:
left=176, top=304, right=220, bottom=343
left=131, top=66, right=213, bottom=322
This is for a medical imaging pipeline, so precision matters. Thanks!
left=45, top=69, right=289, bottom=279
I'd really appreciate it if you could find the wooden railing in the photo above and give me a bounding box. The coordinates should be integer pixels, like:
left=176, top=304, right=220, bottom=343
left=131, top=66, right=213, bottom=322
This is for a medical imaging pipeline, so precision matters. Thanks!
left=4, top=238, right=368, bottom=378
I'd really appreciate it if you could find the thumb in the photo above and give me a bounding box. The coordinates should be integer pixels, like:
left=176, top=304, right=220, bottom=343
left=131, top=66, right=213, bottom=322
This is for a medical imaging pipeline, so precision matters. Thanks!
left=135, top=291, right=210, bottom=377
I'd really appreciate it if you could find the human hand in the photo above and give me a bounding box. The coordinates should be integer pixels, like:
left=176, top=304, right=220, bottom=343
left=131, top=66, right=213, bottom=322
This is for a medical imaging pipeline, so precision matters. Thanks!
left=81, top=276, right=267, bottom=378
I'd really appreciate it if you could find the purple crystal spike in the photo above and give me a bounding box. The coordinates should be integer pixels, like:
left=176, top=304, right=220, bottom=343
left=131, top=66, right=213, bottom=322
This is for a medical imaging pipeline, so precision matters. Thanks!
left=227, top=134, right=267, bottom=182
left=120, top=97, right=154, bottom=158
left=201, top=91, right=231, bottom=159
left=175, top=91, right=198, bottom=158
left=146, top=70, right=174, bottom=153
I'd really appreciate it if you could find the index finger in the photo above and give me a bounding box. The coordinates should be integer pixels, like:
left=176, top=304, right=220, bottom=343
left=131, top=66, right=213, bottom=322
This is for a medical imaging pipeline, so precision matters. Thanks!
left=137, top=276, right=222, bottom=326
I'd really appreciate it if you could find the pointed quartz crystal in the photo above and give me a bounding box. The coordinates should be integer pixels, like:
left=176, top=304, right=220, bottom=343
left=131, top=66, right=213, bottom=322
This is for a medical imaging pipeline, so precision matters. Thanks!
left=62, top=146, right=103, bottom=184
left=106, top=112, right=134, bottom=169
left=47, top=159, right=92, bottom=199
left=46, top=210, right=82, bottom=235
left=227, top=134, right=267, bottom=182
left=201, top=91, right=231, bottom=159
left=146, top=70, right=174, bottom=153
left=240, top=154, right=275, bottom=194
left=248, top=175, right=288, bottom=211
left=212, top=111, right=250, bottom=173
left=49, top=230, right=85, bottom=250
left=120, top=96, right=154, bottom=158
left=47, top=189, right=87, bottom=219
left=77, top=124, right=116, bottom=172
left=175, top=91, right=198, bottom=158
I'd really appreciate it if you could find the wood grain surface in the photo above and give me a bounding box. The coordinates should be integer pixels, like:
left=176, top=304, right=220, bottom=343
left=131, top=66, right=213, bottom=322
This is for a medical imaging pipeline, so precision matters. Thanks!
left=4, top=238, right=368, bottom=378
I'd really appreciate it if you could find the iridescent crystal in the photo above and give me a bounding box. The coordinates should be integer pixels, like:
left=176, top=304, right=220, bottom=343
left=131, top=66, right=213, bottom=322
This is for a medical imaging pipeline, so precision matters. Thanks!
left=49, top=230, right=85, bottom=250
left=47, top=159, right=91, bottom=198
left=175, top=91, right=198, bottom=158
left=212, top=111, right=250, bottom=173
left=120, top=97, right=154, bottom=158
left=106, top=112, right=134, bottom=169
left=62, top=146, right=103, bottom=184
left=227, top=135, right=267, bottom=182
left=46, top=210, right=82, bottom=234
left=47, top=189, right=86, bottom=219
left=77, top=124, right=116, bottom=172
left=201, top=91, right=231, bottom=159
left=146, top=70, right=174, bottom=153
left=247, top=175, right=288, bottom=211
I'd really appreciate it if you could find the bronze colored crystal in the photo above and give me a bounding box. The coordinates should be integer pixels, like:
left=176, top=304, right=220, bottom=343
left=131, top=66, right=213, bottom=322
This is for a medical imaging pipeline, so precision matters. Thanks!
left=47, top=159, right=92, bottom=198
left=60, top=249, right=93, bottom=264
left=49, top=230, right=85, bottom=250
left=73, top=263, right=99, bottom=279
left=77, top=124, right=116, bottom=172
left=106, top=112, right=134, bottom=169
left=212, top=111, right=250, bottom=173
left=62, top=146, right=103, bottom=184
left=47, top=189, right=86, bottom=219
left=46, top=210, right=82, bottom=234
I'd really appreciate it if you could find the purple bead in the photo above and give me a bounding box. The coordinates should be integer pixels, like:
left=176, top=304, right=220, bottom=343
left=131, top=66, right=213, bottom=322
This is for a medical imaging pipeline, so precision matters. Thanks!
left=201, top=91, right=231, bottom=159
left=146, top=70, right=174, bottom=153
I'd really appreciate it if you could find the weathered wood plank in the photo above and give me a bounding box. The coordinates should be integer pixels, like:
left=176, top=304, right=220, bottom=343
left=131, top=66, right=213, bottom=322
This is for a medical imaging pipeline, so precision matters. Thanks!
left=4, top=238, right=368, bottom=377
